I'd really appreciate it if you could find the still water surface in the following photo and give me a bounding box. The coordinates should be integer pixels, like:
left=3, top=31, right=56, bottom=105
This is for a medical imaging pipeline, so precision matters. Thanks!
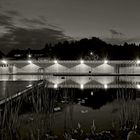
left=0, top=75, right=140, bottom=139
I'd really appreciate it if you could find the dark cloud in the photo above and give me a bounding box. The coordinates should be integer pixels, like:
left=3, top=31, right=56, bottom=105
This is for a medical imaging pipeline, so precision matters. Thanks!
left=4, top=10, right=21, bottom=17
left=0, top=27, right=69, bottom=54
left=0, top=13, right=13, bottom=28
left=21, top=18, right=46, bottom=26
left=0, top=11, right=70, bottom=53
left=21, top=16, right=64, bottom=31
left=47, top=23, right=64, bottom=31
left=109, top=29, right=124, bottom=36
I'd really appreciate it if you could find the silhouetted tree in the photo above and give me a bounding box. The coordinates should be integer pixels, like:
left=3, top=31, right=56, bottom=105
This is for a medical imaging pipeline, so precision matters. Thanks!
left=6, top=37, right=140, bottom=60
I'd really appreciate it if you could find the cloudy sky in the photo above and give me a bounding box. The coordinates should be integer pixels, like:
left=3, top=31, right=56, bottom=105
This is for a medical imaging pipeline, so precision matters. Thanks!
left=0, top=0, right=140, bottom=53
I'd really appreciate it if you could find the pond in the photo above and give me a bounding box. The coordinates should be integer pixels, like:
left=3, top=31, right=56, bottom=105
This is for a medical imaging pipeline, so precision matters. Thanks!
left=0, top=75, right=140, bottom=140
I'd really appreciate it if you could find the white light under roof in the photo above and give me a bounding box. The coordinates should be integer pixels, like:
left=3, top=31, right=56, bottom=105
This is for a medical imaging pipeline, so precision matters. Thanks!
left=137, top=84, right=140, bottom=89
left=54, top=84, right=58, bottom=89
left=80, top=84, right=84, bottom=89
left=28, top=60, right=32, bottom=64
left=54, top=60, right=58, bottom=64
left=80, top=60, right=84, bottom=64
left=104, top=84, right=108, bottom=89
left=137, top=60, right=140, bottom=64
left=104, top=60, right=108, bottom=64
left=1, top=60, right=7, bottom=64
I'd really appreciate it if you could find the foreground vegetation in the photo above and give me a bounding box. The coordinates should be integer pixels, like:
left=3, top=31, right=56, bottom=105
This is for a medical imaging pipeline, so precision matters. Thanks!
left=0, top=82, right=140, bottom=140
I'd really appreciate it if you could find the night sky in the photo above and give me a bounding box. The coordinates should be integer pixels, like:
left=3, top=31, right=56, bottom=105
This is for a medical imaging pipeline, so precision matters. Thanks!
left=0, top=0, right=140, bottom=53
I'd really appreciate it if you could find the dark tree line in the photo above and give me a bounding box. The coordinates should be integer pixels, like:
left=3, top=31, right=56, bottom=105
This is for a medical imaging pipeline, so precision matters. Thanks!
left=43, top=37, right=140, bottom=60
left=6, top=37, right=140, bottom=60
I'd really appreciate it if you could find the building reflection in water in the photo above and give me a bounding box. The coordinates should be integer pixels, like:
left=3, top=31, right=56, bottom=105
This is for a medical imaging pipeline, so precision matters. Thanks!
left=0, top=77, right=140, bottom=138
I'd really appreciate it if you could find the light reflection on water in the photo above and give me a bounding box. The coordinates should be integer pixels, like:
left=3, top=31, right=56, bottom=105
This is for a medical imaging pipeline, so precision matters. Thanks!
left=0, top=81, right=34, bottom=100
left=0, top=75, right=140, bottom=100
left=16, top=87, right=139, bottom=138
left=0, top=75, right=140, bottom=85
left=0, top=75, right=140, bottom=139
left=0, top=75, right=140, bottom=82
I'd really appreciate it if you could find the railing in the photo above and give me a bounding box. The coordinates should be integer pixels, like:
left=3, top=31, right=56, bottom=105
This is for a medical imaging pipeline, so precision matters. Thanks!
left=0, top=80, right=44, bottom=106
